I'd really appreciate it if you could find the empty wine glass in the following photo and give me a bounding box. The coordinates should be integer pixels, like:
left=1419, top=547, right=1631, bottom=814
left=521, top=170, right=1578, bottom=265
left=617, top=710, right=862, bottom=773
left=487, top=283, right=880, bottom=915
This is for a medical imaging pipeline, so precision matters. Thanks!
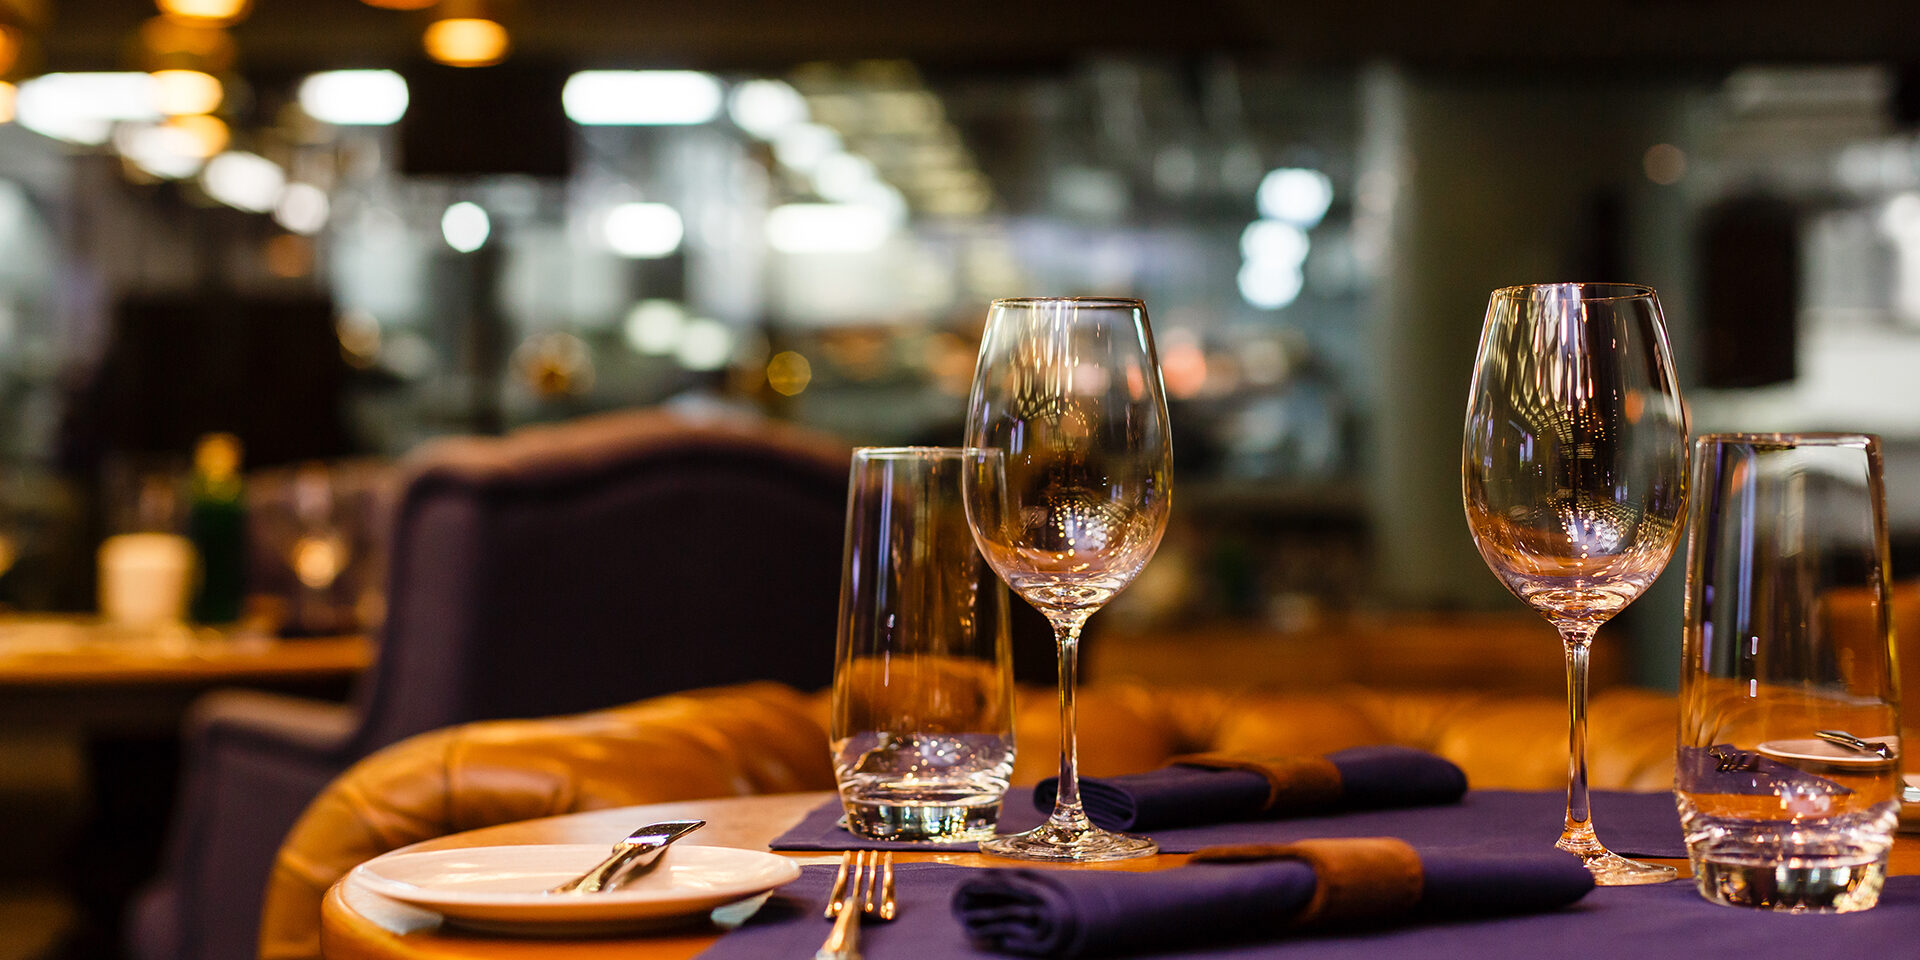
left=1462, top=283, right=1688, bottom=885
left=963, top=297, right=1172, bottom=862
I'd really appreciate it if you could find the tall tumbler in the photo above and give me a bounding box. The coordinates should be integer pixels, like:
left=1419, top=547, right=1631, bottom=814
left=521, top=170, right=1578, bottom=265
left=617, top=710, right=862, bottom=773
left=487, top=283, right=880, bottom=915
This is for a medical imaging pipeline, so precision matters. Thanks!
left=831, top=447, right=1016, bottom=842
left=1678, top=433, right=1901, bottom=912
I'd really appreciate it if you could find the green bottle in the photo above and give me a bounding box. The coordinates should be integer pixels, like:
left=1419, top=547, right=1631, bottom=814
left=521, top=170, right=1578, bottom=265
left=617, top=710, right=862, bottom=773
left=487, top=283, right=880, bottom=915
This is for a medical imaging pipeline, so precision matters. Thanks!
left=188, top=432, right=247, bottom=624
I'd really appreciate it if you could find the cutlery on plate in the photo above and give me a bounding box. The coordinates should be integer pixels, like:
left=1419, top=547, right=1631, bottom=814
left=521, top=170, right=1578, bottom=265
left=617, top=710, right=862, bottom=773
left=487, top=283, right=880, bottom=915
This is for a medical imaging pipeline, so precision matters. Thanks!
left=817, top=850, right=894, bottom=960
left=546, top=819, right=706, bottom=894
left=1815, top=729, right=1897, bottom=761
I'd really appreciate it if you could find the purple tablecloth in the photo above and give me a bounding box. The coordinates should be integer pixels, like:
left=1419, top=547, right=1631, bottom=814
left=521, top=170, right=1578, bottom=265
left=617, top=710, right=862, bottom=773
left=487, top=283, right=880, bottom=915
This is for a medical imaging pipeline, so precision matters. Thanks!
left=695, top=863, right=1920, bottom=960
left=772, top=788, right=1686, bottom=858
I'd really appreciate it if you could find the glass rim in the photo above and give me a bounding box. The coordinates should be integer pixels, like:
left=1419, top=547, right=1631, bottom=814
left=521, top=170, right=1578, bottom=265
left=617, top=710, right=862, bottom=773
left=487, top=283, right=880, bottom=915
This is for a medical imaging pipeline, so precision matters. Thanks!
left=989, top=296, right=1144, bottom=309
left=852, top=445, right=997, bottom=460
left=1694, top=431, right=1880, bottom=449
left=1489, top=282, right=1655, bottom=302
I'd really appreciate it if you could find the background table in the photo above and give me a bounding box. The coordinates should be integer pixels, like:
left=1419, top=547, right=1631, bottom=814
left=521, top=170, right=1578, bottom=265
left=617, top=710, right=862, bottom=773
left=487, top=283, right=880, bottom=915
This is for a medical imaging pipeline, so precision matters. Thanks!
left=320, top=791, right=1920, bottom=960
left=0, top=616, right=372, bottom=959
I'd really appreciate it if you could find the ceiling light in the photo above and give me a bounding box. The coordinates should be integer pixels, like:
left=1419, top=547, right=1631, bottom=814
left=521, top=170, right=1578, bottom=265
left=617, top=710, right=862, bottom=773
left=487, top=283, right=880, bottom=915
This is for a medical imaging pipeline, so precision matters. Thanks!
left=765, top=203, right=893, bottom=254
left=603, top=203, right=684, bottom=258
left=728, top=79, right=807, bottom=139
left=441, top=201, right=490, bottom=252
left=17, top=73, right=161, bottom=145
left=1256, top=168, right=1334, bottom=227
left=424, top=18, right=509, bottom=68
left=139, top=16, right=237, bottom=72
left=201, top=151, right=285, bottom=212
left=0, top=83, right=15, bottom=125
left=156, top=0, right=251, bottom=26
left=151, top=69, right=223, bottom=115
left=298, top=70, right=408, bottom=125
left=562, top=71, right=723, bottom=125
left=1240, top=220, right=1310, bottom=266
left=1237, top=262, right=1304, bottom=310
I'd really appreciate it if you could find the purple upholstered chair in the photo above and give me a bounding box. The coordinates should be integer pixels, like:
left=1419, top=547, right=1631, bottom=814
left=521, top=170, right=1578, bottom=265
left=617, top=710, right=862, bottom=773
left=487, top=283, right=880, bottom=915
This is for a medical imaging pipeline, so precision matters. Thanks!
left=130, top=407, right=852, bottom=960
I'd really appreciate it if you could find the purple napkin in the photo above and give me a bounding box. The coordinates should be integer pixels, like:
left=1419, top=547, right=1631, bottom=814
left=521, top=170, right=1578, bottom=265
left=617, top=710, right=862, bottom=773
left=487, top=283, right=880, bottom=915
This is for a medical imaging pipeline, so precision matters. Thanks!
left=698, top=865, right=1920, bottom=960
left=1033, top=746, right=1469, bottom=831
left=953, top=845, right=1593, bottom=958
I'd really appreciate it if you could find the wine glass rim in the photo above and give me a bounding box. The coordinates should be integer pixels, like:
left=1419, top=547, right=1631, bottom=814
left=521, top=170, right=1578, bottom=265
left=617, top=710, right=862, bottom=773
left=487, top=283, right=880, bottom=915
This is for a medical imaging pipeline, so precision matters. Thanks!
left=990, top=296, right=1144, bottom=308
left=1695, top=431, right=1879, bottom=448
left=1489, top=282, right=1655, bottom=301
left=852, top=445, right=999, bottom=460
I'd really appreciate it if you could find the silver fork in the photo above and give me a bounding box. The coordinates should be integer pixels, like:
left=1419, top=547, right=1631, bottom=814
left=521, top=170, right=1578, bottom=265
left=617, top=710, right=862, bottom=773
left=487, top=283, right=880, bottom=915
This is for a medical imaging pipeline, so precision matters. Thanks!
left=816, top=850, right=895, bottom=960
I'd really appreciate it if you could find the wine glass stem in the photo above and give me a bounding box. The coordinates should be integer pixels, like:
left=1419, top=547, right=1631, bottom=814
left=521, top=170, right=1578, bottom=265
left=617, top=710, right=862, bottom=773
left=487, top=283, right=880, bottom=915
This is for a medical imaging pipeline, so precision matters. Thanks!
left=1047, top=611, right=1093, bottom=829
left=1557, top=623, right=1604, bottom=858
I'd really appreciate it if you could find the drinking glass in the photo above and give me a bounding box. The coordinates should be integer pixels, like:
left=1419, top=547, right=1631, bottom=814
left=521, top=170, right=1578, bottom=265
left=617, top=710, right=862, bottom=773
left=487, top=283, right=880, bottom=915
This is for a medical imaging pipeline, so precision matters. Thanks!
left=831, top=447, right=1017, bottom=842
left=1677, top=433, right=1900, bottom=912
left=963, top=297, right=1172, bottom=862
left=1462, top=282, right=1688, bottom=884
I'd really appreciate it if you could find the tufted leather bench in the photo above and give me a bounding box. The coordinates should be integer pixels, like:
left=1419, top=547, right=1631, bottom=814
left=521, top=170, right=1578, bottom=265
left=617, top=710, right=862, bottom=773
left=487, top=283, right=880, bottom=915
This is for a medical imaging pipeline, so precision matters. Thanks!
left=260, top=680, right=1675, bottom=960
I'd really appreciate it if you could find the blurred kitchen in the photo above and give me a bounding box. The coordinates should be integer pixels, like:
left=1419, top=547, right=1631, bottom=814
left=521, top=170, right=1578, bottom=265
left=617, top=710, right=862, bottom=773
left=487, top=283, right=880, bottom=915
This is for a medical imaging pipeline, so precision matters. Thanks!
left=2, top=0, right=1920, bottom=955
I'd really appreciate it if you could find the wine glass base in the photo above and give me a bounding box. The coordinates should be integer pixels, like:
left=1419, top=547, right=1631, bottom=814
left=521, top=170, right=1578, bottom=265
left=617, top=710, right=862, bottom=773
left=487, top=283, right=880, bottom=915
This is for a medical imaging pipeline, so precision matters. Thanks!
left=979, top=821, right=1157, bottom=862
left=1573, top=848, right=1678, bottom=886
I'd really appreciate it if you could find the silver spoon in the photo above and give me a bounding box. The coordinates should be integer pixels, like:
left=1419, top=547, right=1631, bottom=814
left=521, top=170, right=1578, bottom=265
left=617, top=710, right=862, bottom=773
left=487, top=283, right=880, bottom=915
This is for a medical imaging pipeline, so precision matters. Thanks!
left=1815, top=729, right=1897, bottom=761
left=547, top=819, right=706, bottom=894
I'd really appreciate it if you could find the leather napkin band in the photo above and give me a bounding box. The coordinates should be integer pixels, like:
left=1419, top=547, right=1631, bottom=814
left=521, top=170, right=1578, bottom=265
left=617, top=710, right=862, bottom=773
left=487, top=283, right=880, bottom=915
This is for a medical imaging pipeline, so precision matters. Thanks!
left=1190, top=838, right=1425, bottom=928
left=1168, top=752, right=1344, bottom=815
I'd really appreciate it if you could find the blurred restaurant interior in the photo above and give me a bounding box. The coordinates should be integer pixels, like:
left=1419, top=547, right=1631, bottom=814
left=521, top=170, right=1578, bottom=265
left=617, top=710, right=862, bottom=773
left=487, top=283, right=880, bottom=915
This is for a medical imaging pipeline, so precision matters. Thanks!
left=4, top=0, right=1920, bottom=957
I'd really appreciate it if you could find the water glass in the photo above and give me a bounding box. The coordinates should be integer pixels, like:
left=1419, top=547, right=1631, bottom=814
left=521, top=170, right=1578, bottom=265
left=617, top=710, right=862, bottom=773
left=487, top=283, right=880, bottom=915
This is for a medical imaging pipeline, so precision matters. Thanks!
left=1678, top=433, right=1901, bottom=912
left=831, top=447, right=1016, bottom=842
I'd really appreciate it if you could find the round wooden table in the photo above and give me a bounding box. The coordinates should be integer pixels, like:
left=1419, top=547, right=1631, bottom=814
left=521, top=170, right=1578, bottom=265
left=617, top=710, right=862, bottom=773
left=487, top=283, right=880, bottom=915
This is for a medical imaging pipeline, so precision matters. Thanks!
left=320, top=792, right=1920, bottom=960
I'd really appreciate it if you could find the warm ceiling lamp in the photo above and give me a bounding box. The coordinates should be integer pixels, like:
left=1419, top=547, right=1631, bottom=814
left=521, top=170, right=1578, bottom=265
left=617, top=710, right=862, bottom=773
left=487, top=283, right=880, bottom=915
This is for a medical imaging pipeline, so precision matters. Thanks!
left=151, top=69, right=223, bottom=115
left=0, top=82, right=15, bottom=125
left=155, top=0, right=251, bottom=26
left=0, top=27, right=19, bottom=77
left=423, top=18, right=508, bottom=67
left=168, top=113, right=229, bottom=156
left=140, top=16, right=236, bottom=72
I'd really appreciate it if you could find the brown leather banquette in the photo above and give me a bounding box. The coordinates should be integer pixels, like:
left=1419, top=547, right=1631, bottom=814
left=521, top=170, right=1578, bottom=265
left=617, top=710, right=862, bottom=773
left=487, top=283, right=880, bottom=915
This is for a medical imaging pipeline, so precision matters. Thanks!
left=262, top=681, right=1675, bottom=960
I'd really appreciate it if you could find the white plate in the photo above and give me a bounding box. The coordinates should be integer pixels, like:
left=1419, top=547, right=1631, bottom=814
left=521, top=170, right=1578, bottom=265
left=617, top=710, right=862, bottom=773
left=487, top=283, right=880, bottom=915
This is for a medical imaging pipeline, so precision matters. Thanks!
left=346, top=843, right=802, bottom=936
left=1755, top=736, right=1899, bottom=767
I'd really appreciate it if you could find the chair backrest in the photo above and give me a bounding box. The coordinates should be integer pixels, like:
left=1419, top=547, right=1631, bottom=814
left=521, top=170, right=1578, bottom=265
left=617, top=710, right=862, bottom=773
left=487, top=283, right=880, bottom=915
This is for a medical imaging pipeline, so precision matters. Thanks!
left=350, top=407, right=852, bottom=752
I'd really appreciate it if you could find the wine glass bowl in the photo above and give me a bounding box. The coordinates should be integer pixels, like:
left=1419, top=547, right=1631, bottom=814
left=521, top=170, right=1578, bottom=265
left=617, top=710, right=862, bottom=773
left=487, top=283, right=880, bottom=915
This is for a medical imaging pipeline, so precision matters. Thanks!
left=1462, top=282, right=1688, bottom=885
left=964, top=297, right=1172, bottom=862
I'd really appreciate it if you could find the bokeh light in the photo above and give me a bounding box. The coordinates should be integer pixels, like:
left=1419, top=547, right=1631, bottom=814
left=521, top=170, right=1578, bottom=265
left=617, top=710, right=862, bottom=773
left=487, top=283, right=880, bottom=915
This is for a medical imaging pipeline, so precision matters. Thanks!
left=423, top=18, right=509, bottom=68
left=603, top=202, right=684, bottom=258
left=151, top=69, right=223, bottom=115
left=156, top=0, right=251, bottom=26
left=440, top=201, right=490, bottom=252
left=766, top=350, right=813, bottom=396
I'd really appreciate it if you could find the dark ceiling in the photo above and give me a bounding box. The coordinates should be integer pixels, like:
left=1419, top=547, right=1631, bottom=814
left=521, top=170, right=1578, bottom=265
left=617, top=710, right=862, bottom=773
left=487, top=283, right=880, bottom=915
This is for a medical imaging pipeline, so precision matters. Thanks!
left=28, top=1, right=1920, bottom=77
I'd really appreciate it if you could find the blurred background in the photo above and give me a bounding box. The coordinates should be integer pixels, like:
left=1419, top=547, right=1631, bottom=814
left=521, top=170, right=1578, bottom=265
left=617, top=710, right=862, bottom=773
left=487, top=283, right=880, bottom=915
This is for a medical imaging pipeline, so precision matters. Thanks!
left=0, top=1, right=1916, bottom=679
left=2, top=0, right=1920, bottom=956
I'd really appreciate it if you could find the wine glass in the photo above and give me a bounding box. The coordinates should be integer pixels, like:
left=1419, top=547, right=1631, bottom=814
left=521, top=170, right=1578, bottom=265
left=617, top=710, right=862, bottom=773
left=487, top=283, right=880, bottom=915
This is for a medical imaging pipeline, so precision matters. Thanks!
left=1462, top=282, right=1688, bottom=885
left=962, top=297, right=1173, bottom=862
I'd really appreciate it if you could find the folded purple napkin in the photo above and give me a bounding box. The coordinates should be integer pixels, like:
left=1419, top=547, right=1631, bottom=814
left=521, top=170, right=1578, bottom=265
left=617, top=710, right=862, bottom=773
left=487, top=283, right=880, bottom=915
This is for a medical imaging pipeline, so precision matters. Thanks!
left=1033, top=746, right=1469, bottom=831
left=952, top=839, right=1593, bottom=958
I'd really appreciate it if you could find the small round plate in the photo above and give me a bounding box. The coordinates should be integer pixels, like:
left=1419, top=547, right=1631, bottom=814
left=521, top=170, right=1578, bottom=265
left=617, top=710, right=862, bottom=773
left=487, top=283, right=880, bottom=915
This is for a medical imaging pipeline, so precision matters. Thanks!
left=346, top=844, right=801, bottom=937
left=1755, top=736, right=1899, bottom=767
